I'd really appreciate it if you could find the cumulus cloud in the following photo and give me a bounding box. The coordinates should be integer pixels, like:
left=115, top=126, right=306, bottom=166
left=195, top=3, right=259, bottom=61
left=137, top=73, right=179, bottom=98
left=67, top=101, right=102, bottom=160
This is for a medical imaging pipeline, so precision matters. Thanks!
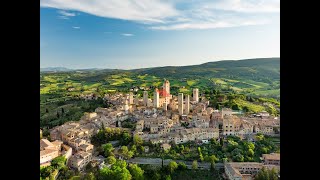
left=41, top=0, right=178, bottom=23
left=57, top=10, right=76, bottom=20
left=41, top=0, right=280, bottom=30
left=58, top=10, right=76, bottom=17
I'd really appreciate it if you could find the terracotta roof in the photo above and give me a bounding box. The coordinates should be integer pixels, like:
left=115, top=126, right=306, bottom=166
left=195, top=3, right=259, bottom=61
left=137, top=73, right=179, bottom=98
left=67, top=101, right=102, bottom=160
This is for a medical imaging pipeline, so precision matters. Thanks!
left=40, top=139, right=54, bottom=149
left=263, top=153, right=280, bottom=161
left=40, top=149, right=58, bottom=157
left=51, top=140, right=63, bottom=147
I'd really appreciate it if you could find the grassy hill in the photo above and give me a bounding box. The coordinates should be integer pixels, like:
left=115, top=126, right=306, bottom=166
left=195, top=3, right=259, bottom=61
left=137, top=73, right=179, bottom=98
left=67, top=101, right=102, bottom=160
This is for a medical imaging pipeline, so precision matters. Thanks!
left=40, top=58, right=280, bottom=128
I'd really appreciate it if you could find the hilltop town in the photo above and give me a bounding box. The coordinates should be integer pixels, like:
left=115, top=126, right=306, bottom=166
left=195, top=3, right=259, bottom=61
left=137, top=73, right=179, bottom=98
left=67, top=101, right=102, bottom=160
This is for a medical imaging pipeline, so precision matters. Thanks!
left=41, top=79, right=280, bottom=180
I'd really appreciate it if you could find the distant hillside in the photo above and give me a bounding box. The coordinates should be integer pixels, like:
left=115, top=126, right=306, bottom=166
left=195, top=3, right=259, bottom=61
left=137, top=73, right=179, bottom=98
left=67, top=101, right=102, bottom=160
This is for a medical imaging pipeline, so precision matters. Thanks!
left=40, top=67, right=73, bottom=72
left=40, top=58, right=280, bottom=98
left=132, top=58, right=280, bottom=83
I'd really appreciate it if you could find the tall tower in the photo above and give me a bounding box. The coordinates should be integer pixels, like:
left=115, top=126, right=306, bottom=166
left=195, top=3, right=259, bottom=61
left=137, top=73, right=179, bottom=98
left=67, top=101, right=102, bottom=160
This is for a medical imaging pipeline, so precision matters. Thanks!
left=163, top=79, right=170, bottom=96
left=134, top=94, right=139, bottom=105
left=129, top=92, right=133, bottom=105
left=153, top=88, right=159, bottom=108
left=178, top=93, right=184, bottom=115
left=143, top=91, right=148, bottom=106
left=184, top=95, right=190, bottom=114
left=193, top=88, right=199, bottom=102
left=163, top=79, right=170, bottom=104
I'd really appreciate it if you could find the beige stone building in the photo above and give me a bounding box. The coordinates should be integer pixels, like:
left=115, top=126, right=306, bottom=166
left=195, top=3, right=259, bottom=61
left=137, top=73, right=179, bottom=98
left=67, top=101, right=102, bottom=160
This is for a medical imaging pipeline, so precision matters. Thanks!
left=40, top=139, right=63, bottom=166
left=222, top=108, right=233, bottom=118
left=79, top=143, right=94, bottom=153
left=69, top=151, right=92, bottom=171
left=225, top=162, right=263, bottom=180
left=262, top=153, right=280, bottom=166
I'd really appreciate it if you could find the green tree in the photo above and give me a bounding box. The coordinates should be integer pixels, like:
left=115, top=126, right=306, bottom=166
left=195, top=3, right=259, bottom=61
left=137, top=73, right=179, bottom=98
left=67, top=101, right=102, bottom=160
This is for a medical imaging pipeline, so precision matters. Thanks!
left=121, top=131, right=132, bottom=145
left=40, top=166, right=54, bottom=179
left=233, top=154, right=244, bottom=162
left=120, top=146, right=134, bottom=159
left=165, top=175, right=171, bottom=180
left=131, top=145, right=137, bottom=154
left=255, top=167, right=270, bottom=180
left=51, top=156, right=66, bottom=170
left=247, top=149, right=254, bottom=157
left=106, top=156, right=116, bottom=165
left=99, top=160, right=132, bottom=180
left=199, top=153, right=204, bottom=162
left=177, top=162, right=187, bottom=170
left=167, top=161, right=178, bottom=174
left=270, top=168, right=279, bottom=180
left=82, top=172, right=96, bottom=180
left=103, top=143, right=114, bottom=157
left=133, top=134, right=143, bottom=147
left=256, top=134, right=264, bottom=141
left=247, top=142, right=255, bottom=150
left=128, top=164, right=144, bottom=180
left=192, top=160, right=198, bottom=170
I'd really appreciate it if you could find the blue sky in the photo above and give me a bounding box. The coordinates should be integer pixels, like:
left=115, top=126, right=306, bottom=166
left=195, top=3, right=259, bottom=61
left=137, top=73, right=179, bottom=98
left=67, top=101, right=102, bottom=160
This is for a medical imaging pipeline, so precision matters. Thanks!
left=40, top=0, right=280, bottom=69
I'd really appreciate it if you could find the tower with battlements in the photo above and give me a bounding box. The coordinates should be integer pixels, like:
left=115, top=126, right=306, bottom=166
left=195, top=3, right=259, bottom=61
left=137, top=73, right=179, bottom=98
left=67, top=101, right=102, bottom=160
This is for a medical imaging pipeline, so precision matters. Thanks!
left=193, top=88, right=199, bottom=102
left=129, top=92, right=133, bottom=105
left=185, top=95, right=190, bottom=114
left=143, top=91, right=148, bottom=106
left=154, top=88, right=159, bottom=108
left=163, top=79, right=170, bottom=96
left=178, top=93, right=184, bottom=115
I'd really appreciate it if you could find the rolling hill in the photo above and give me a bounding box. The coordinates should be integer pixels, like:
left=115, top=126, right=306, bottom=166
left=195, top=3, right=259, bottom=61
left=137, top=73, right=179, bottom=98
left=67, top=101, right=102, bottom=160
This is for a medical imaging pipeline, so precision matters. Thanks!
left=40, top=57, right=280, bottom=128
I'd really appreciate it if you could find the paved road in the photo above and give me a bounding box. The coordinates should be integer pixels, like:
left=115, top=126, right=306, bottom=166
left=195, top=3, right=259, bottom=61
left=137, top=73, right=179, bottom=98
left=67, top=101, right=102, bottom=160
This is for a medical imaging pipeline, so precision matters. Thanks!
left=126, top=157, right=224, bottom=170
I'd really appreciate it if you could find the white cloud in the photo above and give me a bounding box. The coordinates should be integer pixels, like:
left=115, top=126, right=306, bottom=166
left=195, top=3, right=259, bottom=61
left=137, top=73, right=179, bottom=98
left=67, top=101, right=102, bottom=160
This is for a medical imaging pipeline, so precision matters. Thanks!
left=121, top=33, right=134, bottom=36
left=150, top=20, right=266, bottom=30
left=41, top=0, right=178, bottom=23
left=208, top=0, right=280, bottom=13
left=57, top=10, right=76, bottom=20
left=41, top=0, right=280, bottom=30
left=58, top=10, right=76, bottom=17
left=72, top=26, right=80, bottom=29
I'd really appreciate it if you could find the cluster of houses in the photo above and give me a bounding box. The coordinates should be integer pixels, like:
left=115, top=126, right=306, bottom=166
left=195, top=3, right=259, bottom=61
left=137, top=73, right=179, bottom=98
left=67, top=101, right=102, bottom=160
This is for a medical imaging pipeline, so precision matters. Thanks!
left=122, top=79, right=280, bottom=147
left=40, top=139, right=72, bottom=167
left=42, top=121, right=96, bottom=170
left=224, top=153, right=280, bottom=180
left=41, top=79, right=280, bottom=175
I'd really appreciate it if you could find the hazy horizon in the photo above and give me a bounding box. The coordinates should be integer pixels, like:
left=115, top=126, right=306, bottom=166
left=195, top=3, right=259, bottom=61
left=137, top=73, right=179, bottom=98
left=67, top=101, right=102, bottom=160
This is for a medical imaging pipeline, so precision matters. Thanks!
left=40, top=57, right=280, bottom=70
left=41, top=0, right=280, bottom=69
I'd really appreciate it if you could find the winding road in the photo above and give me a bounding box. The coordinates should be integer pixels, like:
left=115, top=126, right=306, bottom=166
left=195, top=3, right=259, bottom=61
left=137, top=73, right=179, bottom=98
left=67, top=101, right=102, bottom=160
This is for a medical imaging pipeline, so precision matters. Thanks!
left=126, top=157, right=224, bottom=170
